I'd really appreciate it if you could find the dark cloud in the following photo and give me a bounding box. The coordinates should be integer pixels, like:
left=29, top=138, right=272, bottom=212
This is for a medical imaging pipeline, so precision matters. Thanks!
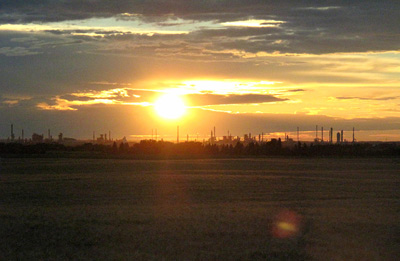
left=192, top=27, right=282, bottom=39
left=186, top=93, right=287, bottom=106
left=286, top=89, right=305, bottom=93
left=1, top=1, right=399, bottom=55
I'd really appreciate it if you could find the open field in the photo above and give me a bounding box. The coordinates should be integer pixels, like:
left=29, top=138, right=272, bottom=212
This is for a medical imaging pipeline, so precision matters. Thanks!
left=1, top=157, right=399, bottom=260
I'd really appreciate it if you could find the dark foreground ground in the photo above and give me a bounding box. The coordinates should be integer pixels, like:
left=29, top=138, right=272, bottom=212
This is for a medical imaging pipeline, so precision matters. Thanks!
left=0, top=157, right=399, bottom=260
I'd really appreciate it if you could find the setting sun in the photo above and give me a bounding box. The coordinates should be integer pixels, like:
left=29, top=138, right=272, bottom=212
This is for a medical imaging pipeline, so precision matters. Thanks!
left=154, top=94, right=186, bottom=119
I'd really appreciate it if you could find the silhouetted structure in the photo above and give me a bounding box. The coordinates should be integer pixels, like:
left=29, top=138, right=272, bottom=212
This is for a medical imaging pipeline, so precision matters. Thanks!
left=32, top=133, right=44, bottom=143
left=11, top=124, right=15, bottom=141
left=297, top=127, right=299, bottom=142
left=321, top=127, right=324, bottom=142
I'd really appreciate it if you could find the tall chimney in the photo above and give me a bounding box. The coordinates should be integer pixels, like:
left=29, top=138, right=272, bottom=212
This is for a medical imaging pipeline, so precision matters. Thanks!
left=214, top=126, right=216, bottom=139
left=11, top=124, right=15, bottom=141
left=321, top=127, right=324, bottom=142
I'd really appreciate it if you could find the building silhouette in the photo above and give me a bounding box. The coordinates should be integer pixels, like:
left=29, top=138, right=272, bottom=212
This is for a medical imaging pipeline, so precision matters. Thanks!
left=32, top=133, right=44, bottom=143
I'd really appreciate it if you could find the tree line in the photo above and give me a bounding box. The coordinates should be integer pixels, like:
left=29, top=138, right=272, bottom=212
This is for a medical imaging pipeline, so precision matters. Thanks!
left=1, top=139, right=400, bottom=157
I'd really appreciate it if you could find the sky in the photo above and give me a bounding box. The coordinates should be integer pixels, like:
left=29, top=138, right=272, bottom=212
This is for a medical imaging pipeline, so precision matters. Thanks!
left=0, top=0, right=399, bottom=142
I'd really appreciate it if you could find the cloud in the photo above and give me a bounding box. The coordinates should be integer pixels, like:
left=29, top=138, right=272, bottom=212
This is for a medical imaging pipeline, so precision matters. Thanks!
left=1, top=1, right=400, bottom=55
left=36, top=88, right=156, bottom=111
left=0, top=46, right=40, bottom=56
left=187, top=93, right=287, bottom=106
left=285, top=89, right=305, bottom=93
left=221, top=19, right=285, bottom=28
left=336, top=96, right=400, bottom=101
left=297, top=6, right=342, bottom=11
left=31, top=87, right=288, bottom=111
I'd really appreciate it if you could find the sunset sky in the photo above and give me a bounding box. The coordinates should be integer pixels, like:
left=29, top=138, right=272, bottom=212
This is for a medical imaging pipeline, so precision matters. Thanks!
left=1, top=1, right=399, bottom=141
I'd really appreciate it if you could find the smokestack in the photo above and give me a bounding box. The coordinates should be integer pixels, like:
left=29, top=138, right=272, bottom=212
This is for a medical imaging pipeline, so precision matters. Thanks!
left=341, top=130, right=344, bottom=143
left=177, top=125, right=179, bottom=143
left=330, top=128, right=333, bottom=143
left=214, top=126, right=216, bottom=139
left=11, top=124, right=15, bottom=141
left=337, top=132, right=341, bottom=144
left=321, top=127, right=324, bottom=142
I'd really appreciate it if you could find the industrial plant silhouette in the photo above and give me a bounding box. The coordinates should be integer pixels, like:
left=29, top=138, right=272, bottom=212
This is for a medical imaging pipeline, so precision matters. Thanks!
left=1, top=123, right=399, bottom=157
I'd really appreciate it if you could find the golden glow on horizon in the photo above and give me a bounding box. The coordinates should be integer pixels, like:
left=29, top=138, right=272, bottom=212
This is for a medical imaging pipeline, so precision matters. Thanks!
left=154, top=94, right=186, bottom=120
left=179, top=80, right=281, bottom=95
left=32, top=73, right=400, bottom=120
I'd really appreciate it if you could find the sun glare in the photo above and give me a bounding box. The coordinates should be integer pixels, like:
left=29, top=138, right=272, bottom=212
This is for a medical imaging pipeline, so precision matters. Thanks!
left=154, top=94, right=186, bottom=119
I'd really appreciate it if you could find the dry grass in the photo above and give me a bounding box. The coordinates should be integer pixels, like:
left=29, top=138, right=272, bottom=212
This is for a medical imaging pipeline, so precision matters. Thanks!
left=0, top=158, right=399, bottom=260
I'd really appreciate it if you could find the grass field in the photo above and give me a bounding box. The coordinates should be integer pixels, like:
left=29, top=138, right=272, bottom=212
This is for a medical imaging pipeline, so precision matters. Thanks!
left=1, top=157, right=399, bottom=260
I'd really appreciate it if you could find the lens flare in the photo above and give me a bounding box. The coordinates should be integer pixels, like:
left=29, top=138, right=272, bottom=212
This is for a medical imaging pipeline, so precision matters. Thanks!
left=272, top=209, right=303, bottom=239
